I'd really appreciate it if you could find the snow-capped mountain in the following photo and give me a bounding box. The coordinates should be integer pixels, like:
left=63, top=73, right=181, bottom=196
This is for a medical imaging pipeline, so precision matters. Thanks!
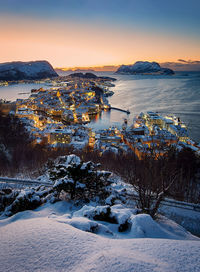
left=116, top=61, right=174, bottom=75
left=0, top=60, right=58, bottom=81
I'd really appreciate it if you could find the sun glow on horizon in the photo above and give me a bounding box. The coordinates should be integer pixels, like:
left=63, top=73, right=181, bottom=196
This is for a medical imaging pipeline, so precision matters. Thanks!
left=0, top=13, right=200, bottom=67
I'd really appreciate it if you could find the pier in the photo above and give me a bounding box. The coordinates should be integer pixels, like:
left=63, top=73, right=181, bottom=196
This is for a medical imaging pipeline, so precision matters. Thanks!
left=110, top=107, right=130, bottom=114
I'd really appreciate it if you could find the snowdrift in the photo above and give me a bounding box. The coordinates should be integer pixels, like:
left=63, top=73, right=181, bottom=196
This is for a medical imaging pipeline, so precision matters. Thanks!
left=0, top=202, right=200, bottom=272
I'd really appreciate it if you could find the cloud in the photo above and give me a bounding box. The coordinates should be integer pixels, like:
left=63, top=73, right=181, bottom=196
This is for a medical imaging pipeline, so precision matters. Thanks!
left=177, top=59, right=188, bottom=63
left=177, top=59, right=200, bottom=64
left=189, top=60, right=200, bottom=64
left=161, top=60, right=200, bottom=71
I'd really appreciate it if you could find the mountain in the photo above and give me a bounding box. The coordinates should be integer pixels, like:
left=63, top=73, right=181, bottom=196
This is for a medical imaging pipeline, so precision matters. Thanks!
left=0, top=61, right=58, bottom=81
left=116, top=61, right=174, bottom=75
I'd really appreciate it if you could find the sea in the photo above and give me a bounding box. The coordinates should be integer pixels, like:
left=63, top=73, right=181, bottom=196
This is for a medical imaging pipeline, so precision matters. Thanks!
left=0, top=71, right=200, bottom=142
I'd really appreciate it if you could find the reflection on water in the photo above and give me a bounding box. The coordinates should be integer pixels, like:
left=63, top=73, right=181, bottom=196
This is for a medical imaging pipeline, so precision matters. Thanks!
left=87, top=109, right=129, bottom=131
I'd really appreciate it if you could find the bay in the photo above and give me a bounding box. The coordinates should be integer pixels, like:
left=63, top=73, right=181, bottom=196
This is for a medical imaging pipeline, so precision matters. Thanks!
left=88, top=71, right=200, bottom=142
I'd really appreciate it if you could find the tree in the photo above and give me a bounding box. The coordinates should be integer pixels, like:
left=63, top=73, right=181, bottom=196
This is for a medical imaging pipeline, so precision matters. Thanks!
left=121, top=144, right=180, bottom=218
left=48, top=154, right=111, bottom=201
left=172, top=147, right=200, bottom=203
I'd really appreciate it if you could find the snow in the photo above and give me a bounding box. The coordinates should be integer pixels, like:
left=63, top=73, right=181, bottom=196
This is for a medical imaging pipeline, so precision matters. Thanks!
left=53, top=177, right=74, bottom=187
left=68, top=203, right=197, bottom=240
left=76, top=182, right=86, bottom=189
left=105, top=194, right=116, bottom=205
left=1, top=162, right=200, bottom=271
left=129, top=214, right=197, bottom=240
left=23, top=169, right=200, bottom=239
left=65, top=154, right=81, bottom=166
left=111, top=204, right=133, bottom=225
left=130, top=61, right=161, bottom=72
left=0, top=202, right=200, bottom=272
left=58, top=216, right=99, bottom=233
left=159, top=204, right=200, bottom=237
left=79, top=205, right=111, bottom=218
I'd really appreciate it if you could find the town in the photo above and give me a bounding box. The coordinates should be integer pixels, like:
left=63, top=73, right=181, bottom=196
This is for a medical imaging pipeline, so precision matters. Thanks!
left=1, top=74, right=200, bottom=159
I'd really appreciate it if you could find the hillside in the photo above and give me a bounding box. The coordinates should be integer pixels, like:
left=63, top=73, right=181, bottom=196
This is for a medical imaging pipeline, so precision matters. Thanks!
left=0, top=60, right=58, bottom=81
left=0, top=154, right=200, bottom=271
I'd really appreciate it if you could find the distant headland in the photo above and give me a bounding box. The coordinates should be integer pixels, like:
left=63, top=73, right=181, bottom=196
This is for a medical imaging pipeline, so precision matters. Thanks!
left=0, top=60, right=58, bottom=81
left=67, top=72, right=116, bottom=81
left=116, top=61, right=174, bottom=75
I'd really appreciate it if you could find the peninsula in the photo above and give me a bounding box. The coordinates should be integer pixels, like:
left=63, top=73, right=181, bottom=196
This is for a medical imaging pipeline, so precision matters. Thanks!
left=0, top=60, right=58, bottom=81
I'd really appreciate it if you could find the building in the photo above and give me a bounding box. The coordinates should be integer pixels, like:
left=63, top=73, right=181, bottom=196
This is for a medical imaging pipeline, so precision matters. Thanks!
left=46, top=129, right=72, bottom=145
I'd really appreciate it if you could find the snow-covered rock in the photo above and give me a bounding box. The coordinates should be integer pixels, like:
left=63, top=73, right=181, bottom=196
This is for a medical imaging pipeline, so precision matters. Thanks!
left=74, top=204, right=135, bottom=232
left=0, top=60, right=58, bottom=80
left=0, top=186, right=55, bottom=217
left=116, top=61, right=174, bottom=75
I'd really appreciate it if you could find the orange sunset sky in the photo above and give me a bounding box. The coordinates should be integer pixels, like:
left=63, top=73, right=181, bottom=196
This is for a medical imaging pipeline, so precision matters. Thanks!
left=0, top=0, right=200, bottom=68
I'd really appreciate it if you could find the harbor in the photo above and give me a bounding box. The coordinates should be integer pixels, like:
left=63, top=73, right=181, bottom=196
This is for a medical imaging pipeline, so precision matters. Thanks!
left=109, top=106, right=130, bottom=114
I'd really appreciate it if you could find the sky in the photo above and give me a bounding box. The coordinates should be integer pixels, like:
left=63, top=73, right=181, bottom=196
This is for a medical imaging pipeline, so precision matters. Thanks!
left=0, top=0, right=200, bottom=67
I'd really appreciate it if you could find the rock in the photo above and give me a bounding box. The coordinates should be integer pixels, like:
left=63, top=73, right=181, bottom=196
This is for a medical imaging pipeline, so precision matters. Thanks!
left=118, top=219, right=132, bottom=232
left=83, top=206, right=118, bottom=223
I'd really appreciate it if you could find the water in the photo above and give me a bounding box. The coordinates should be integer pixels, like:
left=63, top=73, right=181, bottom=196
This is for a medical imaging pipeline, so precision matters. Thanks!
left=0, top=83, right=47, bottom=101
left=0, top=72, right=200, bottom=142
left=88, top=71, right=200, bottom=142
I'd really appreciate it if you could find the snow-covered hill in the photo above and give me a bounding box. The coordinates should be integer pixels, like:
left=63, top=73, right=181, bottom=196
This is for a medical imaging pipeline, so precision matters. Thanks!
left=0, top=60, right=58, bottom=81
left=116, top=61, right=174, bottom=75
left=0, top=154, right=199, bottom=271
left=0, top=202, right=199, bottom=272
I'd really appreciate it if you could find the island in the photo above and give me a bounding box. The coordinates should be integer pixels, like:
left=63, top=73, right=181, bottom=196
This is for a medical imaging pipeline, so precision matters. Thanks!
left=68, top=72, right=117, bottom=81
left=116, top=61, right=174, bottom=75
